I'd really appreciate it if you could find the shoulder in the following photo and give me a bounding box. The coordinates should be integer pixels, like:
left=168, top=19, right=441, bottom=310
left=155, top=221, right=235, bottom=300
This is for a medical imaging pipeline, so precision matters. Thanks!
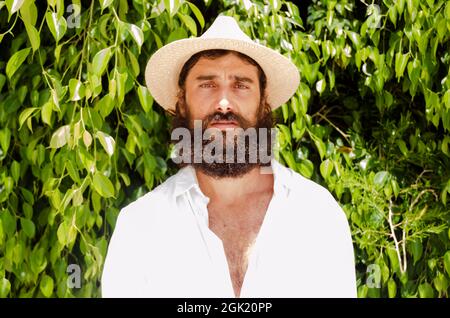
left=275, top=160, right=336, bottom=203
left=115, top=169, right=184, bottom=227
left=274, top=160, right=346, bottom=219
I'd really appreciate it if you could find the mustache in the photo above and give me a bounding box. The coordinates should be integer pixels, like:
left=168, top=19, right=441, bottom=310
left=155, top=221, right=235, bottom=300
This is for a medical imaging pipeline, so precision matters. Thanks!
left=202, top=111, right=251, bottom=129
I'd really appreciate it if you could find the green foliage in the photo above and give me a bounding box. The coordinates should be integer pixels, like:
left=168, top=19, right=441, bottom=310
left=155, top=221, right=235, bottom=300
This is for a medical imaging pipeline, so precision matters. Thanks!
left=0, top=0, right=449, bottom=298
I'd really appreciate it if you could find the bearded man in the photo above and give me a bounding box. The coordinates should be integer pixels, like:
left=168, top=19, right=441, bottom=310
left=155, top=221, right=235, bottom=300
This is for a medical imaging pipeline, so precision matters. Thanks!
left=101, top=15, right=357, bottom=298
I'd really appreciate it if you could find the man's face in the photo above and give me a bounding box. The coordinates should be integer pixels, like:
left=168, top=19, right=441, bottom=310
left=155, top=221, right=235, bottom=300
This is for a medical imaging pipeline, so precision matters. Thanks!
left=183, top=53, right=261, bottom=129
left=171, top=51, right=273, bottom=178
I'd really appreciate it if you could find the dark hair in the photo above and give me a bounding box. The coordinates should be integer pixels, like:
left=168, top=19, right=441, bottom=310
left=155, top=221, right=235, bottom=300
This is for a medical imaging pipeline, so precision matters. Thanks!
left=178, top=49, right=267, bottom=100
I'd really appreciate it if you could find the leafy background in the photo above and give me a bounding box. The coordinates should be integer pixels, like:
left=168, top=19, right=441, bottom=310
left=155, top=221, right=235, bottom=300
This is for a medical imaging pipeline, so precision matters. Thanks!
left=0, top=0, right=449, bottom=298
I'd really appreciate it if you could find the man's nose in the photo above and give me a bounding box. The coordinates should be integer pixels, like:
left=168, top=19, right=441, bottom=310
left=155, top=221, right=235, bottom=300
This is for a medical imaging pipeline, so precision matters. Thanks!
left=215, top=91, right=233, bottom=113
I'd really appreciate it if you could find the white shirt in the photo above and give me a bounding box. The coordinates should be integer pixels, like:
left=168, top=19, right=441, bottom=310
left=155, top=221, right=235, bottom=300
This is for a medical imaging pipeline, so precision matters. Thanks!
left=101, top=159, right=357, bottom=298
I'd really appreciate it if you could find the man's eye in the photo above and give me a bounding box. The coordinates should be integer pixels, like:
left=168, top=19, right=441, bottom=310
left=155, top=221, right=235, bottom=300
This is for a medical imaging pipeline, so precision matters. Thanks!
left=200, top=83, right=215, bottom=88
left=235, top=83, right=249, bottom=89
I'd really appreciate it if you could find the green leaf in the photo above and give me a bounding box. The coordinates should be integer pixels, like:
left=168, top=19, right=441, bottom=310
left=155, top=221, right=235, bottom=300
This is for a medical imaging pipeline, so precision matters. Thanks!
left=23, top=202, right=33, bottom=219
left=91, top=47, right=112, bottom=76
left=45, top=11, right=67, bottom=42
left=49, top=125, right=70, bottom=149
left=166, top=28, right=188, bottom=44
left=391, top=179, right=400, bottom=198
left=66, top=159, right=81, bottom=183
left=374, top=171, right=389, bottom=187
left=315, top=78, right=326, bottom=94
left=20, top=218, right=35, bottom=239
left=186, top=1, right=204, bottom=29
left=0, top=74, right=5, bottom=93
left=126, top=48, right=140, bottom=78
left=164, top=0, right=180, bottom=16
left=396, top=0, right=405, bottom=14
left=18, top=107, right=38, bottom=129
left=119, top=172, right=130, bottom=186
left=115, top=69, right=127, bottom=107
left=96, top=94, right=115, bottom=118
left=407, top=58, right=420, bottom=87
left=41, top=100, right=53, bottom=126
left=298, top=83, right=311, bottom=114
left=137, top=85, right=153, bottom=113
left=444, top=251, right=450, bottom=277
left=446, top=1, right=450, bottom=19
left=83, top=130, right=93, bottom=148
left=92, top=172, right=115, bottom=198
left=387, top=247, right=400, bottom=273
left=346, top=30, right=361, bottom=48
left=0, top=128, right=11, bottom=153
left=406, top=0, right=418, bottom=22
left=418, top=282, right=434, bottom=298
left=320, top=159, right=334, bottom=180
left=408, top=239, right=423, bottom=265
left=10, top=160, right=20, bottom=184
left=292, top=117, right=306, bottom=140
left=0, top=219, right=4, bottom=245
left=69, top=78, right=85, bottom=101
left=21, top=187, right=34, bottom=205
left=433, top=272, right=449, bottom=294
left=327, top=69, right=335, bottom=90
left=19, top=0, right=37, bottom=25
left=298, top=159, right=314, bottom=179
left=30, top=247, right=46, bottom=275
left=57, top=220, right=77, bottom=246
left=125, top=23, right=144, bottom=49
left=82, top=108, right=103, bottom=132
left=388, top=279, right=397, bottom=298
left=95, top=131, right=115, bottom=156
left=39, top=275, right=54, bottom=298
left=56, top=221, right=67, bottom=245
left=395, top=52, right=409, bottom=80
left=5, top=0, right=25, bottom=14
left=100, top=0, right=114, bottom=10
left=396, top=139, right=408, bottom=156
left=24, top=22, right=40, bottom=52
left=444, top=90, right=450, bottom=110
left=1, top=210, right=16, bottom=238
left=177, top=13, right=197, bottom=36
left=277, top=124, right=291, bottom=148
left=281, top=150, right=296, bottom=169
left=357, top=285, right=368, bottom=298
left=151, top=30, right=163, bottom=49
left=0, top=278, right=11, bottom=298
left=310, top=134, right=326, bottom=160
left=6, top=47, right=31, bottom=79
left=388, top=5, right=397, bottom=27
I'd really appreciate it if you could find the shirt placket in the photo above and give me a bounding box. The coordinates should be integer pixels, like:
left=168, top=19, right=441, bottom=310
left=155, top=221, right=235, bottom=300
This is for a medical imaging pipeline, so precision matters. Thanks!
left=185, top=187, right=235, bottom=297
left=239, top=176, right=289, bottom=297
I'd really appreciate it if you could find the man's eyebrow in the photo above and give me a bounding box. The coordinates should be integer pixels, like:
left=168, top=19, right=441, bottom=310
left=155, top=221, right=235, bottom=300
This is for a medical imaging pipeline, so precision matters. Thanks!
left=195, top=75, right=218, bottom=81
left=194, top=74, right=255, bottom=83
left=234, top=75, right=254, bottom=84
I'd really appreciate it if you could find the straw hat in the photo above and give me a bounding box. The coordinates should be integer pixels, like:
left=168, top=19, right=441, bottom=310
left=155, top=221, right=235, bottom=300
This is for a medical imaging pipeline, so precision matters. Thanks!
left=144, top=15, right=300, bottom=113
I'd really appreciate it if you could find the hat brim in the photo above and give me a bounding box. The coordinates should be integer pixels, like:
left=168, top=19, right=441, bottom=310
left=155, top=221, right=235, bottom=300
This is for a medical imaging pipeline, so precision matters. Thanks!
left=145, top=37, right=300, bottom=114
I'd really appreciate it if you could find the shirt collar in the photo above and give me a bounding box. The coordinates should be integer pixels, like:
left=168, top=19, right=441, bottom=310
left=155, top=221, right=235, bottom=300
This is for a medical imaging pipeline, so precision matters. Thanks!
left=173, top=158, right=293, bottom=199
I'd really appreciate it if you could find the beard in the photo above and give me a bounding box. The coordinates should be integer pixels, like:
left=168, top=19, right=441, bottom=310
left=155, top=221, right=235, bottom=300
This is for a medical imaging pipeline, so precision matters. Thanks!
left=171, top=99, right=275, bottom=178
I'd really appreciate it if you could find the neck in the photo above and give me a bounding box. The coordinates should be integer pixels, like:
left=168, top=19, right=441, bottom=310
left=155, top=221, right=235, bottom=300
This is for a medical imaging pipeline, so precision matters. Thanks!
left=195, top=165, right=274, bottom=204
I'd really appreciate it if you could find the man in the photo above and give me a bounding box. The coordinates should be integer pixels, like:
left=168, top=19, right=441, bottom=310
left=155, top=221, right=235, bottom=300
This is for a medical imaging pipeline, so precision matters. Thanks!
left=101, top=15, right=357, bottom=298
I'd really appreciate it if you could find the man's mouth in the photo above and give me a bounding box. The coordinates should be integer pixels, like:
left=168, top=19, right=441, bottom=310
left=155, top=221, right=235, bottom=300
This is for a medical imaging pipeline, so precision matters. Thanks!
left=209, top=120, right=239, bottom=129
